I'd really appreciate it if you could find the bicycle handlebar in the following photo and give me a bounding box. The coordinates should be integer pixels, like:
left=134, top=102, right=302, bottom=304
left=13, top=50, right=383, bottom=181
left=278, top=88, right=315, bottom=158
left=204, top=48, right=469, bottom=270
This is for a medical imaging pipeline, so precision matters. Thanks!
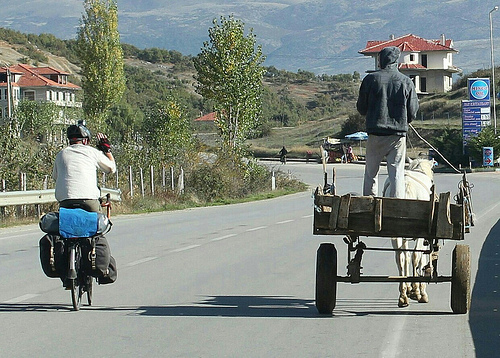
left=100, top=193, right=111, bottom=219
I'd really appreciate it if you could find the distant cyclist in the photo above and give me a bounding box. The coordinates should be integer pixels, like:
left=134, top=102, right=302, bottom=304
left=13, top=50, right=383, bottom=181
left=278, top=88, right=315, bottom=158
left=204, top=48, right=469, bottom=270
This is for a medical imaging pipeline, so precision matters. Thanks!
left=53, top=120, right=116, bottom=212
left=279, top=146, right=288, bottom=164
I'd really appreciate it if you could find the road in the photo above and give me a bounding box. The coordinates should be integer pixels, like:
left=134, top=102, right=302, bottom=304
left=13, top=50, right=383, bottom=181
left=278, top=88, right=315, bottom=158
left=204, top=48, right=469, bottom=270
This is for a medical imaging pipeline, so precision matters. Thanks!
left=0, top=162, right=499, bottom=357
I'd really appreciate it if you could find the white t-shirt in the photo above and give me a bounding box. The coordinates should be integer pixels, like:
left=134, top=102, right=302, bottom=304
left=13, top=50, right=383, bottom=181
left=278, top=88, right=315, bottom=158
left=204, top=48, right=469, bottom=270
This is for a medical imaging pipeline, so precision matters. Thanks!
left=53, top=144, right=116, bottom=201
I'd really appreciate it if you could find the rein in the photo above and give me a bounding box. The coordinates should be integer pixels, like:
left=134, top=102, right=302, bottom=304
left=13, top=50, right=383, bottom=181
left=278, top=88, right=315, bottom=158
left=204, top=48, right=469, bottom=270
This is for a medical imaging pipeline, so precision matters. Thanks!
left=409, top=124, right=462, bottom=174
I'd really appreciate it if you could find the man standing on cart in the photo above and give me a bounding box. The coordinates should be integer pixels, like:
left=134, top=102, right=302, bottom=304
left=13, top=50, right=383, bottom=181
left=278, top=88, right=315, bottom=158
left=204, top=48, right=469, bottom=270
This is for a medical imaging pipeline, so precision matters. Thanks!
left=356, top=46, right=419, bottom=198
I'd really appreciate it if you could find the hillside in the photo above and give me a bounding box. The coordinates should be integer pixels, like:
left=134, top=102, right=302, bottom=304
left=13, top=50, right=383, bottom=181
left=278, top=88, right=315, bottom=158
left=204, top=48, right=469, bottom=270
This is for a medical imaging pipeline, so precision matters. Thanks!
left=0, top=36, right=466, bottom=160
left=0, top=40, right=81, bottom=81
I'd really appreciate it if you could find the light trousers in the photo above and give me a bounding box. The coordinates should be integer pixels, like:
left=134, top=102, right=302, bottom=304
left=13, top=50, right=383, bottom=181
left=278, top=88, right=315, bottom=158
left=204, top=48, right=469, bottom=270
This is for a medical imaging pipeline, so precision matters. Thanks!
left=363, top=134, right=406, bottom=198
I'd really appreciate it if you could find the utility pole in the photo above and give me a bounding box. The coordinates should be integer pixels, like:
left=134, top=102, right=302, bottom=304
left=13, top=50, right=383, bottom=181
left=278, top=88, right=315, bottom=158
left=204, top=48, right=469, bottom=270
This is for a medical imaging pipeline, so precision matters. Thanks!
left=5, top=66, right=12, bottom=118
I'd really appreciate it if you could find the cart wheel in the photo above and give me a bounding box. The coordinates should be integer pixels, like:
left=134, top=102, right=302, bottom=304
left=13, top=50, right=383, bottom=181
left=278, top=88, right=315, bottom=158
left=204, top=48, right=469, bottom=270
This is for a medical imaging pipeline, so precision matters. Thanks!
left=315, top=243, right=337, bottom=314
left=451, top=244, right=471, bottom=314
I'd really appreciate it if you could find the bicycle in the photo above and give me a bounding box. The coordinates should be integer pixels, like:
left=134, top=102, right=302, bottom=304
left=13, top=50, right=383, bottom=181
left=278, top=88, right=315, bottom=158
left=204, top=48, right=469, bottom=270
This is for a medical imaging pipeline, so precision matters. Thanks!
left=63, top=194, right=112, bottom=311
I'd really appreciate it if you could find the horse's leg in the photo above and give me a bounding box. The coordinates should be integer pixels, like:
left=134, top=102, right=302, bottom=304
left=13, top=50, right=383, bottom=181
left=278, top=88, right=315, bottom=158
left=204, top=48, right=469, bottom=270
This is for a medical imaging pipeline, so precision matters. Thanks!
left=392, top=237, right=410, bottom=307
left=414, top=238, right=429, bottom=303
left=410, top=239, right=423, bottom=301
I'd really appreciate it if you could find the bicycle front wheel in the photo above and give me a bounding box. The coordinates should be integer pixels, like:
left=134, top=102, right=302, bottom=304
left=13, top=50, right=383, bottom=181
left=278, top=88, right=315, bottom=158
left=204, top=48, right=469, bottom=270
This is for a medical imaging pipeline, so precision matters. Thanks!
left=86, top=277, right=93, bottom=306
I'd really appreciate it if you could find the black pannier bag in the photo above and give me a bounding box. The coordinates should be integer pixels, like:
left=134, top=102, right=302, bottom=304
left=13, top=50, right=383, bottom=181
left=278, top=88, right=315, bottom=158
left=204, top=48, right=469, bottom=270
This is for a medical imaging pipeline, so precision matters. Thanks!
left=39, top=234, right=67, bottom=278
left=81, top=235, right=111, bottom=278
left=98, top=255, right=117, bottom=285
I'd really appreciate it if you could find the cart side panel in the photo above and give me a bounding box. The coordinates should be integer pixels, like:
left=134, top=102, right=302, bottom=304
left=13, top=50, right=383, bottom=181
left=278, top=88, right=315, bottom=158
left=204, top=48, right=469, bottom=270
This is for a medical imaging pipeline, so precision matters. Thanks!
left=314, top=193, right=464, bottom=240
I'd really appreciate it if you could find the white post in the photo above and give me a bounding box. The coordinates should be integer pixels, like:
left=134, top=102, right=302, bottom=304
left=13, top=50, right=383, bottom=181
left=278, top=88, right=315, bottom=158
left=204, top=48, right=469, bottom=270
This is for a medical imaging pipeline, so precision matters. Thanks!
left=271, top=171, right=276, bottom=190
left=150, top=165, right=155, bottom=196
left=140, top=168, right=145, bottom=197
left=129, top=166, right=134, bottom=198
left=178, top=167, right=184, bottom=194
left=171, top=167, right=175, bottom=191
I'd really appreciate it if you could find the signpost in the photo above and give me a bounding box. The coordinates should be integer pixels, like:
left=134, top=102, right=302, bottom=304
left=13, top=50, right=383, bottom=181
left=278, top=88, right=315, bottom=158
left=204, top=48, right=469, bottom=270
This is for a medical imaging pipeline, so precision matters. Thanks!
left=462, top=78, right=491, bottom=151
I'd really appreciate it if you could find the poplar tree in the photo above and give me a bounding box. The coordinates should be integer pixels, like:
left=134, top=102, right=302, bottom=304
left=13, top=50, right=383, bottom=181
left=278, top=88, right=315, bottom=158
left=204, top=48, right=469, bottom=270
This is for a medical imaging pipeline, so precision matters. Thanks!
left=76, top=0, right=125, bottom=130
left=194, top=15, right=266, bottom=153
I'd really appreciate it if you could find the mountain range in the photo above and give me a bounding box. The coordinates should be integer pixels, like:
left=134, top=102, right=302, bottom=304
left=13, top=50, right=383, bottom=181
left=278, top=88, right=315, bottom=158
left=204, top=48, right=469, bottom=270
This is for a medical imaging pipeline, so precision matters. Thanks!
left=3, top=0, right=500, bottom=76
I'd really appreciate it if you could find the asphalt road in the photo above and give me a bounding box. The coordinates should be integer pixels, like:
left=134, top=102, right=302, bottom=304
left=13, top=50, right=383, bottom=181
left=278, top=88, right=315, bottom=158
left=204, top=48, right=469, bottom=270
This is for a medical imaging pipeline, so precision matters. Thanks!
left=0, top=162, right=498, bottom=357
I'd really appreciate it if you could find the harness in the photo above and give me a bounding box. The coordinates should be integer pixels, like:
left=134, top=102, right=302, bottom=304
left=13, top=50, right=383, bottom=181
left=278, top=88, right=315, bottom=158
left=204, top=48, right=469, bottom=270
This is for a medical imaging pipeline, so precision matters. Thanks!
left=382, top=170, right=433, bottom=197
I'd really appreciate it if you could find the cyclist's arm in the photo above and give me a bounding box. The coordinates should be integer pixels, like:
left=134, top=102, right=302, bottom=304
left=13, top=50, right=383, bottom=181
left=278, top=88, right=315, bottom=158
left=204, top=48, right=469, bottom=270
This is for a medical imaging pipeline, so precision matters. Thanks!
left=96, top=151, right=116, bottom=174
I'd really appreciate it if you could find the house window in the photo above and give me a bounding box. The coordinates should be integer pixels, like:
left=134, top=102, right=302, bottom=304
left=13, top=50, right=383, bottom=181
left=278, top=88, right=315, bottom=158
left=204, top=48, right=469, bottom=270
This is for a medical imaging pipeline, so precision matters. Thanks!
left=421, top=54, right=428, bottom=68
left=24, top=91, right=35, bottom=101
left=421, top=77, right=427, bottom=92
left=409, top=75, right=416, bottom=86
left=410, top=54, right=415, bottom=62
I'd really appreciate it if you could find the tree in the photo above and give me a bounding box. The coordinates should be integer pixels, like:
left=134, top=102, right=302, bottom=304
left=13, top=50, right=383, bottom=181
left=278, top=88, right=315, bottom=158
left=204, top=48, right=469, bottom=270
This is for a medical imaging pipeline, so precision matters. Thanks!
left=339, top=112, right=365, bottom=137
left=76, top=0, right=125, bottom=130
left=431, top=127, right=467, bottom=167
left=13, top=100, right=59, bottom=140
left=466, top=126, right=500, bottom=164
left=194, top=15, right=266, bottom=152
left=142, top=100, right=194, bottom=168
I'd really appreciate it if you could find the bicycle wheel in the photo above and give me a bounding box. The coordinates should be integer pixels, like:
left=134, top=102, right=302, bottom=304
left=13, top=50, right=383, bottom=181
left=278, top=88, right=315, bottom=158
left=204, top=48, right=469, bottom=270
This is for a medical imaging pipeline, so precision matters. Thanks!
left=86, top=276, right=93, bottom=306
left=70, top=279, right=81, bottom=311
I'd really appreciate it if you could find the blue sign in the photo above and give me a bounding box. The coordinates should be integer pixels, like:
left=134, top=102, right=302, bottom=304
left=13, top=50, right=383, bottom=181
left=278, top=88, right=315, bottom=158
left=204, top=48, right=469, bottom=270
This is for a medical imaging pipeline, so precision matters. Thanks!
left=462, top=100, right=490, bottom=107
left=468, top=78, right=490, bottom=100
left=483, top=147, right=494, bottom=166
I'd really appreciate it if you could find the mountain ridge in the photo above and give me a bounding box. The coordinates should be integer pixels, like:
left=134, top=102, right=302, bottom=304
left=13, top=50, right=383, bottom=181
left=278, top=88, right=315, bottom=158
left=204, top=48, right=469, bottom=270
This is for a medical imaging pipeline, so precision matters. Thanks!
left=2, top=1, right=500, bottom=76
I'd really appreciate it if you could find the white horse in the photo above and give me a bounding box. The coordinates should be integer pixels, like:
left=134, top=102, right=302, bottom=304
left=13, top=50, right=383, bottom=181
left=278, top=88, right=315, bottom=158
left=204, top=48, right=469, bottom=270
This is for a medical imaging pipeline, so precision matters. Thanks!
left=383, top=158, right=435, bottom=308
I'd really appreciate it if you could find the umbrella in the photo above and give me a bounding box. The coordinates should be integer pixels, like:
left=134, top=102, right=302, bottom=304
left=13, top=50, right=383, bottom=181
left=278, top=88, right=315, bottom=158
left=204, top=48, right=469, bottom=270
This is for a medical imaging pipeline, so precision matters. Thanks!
left=345, top=131, right=368, bottom=141
left=345, top=131, right=368, bottom=155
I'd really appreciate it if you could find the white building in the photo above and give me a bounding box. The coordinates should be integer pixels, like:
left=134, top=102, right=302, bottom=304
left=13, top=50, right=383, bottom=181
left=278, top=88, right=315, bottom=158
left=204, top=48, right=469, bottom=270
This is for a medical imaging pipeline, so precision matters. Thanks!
left=0, top=64, right=81, bottom=120
left=359, top=34, right=461, bottom=94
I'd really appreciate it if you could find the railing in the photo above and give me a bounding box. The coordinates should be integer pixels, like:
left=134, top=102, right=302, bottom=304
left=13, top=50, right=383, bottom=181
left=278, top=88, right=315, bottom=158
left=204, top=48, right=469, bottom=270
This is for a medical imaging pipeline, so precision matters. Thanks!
left=0, top=187, right=121, bottom=207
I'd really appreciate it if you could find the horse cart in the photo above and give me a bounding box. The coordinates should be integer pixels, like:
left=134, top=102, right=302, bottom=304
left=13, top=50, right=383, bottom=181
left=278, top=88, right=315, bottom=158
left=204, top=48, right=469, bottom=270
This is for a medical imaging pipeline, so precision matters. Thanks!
left=313, top=168, right=474, bottom=315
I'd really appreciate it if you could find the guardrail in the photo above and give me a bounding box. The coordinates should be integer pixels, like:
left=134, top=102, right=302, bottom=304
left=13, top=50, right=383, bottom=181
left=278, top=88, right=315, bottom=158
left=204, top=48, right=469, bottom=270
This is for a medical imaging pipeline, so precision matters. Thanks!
left=0, top=188, right=122, bottom=207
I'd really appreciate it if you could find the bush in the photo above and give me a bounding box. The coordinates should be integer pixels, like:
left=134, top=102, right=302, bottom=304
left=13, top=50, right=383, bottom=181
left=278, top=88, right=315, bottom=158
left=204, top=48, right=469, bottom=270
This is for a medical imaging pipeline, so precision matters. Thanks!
left=186, top=154, right=304, bottom=204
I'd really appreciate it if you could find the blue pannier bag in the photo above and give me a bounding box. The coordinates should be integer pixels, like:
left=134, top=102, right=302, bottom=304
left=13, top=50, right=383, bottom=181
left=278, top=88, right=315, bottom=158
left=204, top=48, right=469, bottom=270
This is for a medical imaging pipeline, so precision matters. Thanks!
left=59, top=207, right=99, bottom=238
left=40, top=210, right=111, bottom=236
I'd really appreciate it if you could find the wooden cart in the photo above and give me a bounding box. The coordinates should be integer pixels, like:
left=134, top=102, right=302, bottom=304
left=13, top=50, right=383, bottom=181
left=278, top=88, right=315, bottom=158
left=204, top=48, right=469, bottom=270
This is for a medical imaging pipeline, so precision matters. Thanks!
left=313, top=171, right=474, bottom=314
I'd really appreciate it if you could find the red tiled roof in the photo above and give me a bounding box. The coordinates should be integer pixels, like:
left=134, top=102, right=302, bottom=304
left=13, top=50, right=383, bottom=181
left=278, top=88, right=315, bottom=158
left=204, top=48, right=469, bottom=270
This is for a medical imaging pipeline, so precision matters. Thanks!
left=399, top=63, right=427, bottom=70
left=360, top=34, right=457, bottom=54
left=0, top=64, right=80, bottom=89
left=194, top=112, right=217, bottom=121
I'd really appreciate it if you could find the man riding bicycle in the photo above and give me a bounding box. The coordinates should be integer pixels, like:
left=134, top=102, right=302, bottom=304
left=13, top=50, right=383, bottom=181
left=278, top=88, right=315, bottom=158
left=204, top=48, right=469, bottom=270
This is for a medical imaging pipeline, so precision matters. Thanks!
left=53, top=120, right=116, bottom=212
left=51, top=120, right=117, bottom=288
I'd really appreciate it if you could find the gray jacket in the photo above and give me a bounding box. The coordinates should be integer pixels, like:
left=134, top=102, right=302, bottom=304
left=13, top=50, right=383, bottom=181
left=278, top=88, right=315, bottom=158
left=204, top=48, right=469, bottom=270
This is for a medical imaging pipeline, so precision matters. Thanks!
left=356, top=46, right=419, bottom=136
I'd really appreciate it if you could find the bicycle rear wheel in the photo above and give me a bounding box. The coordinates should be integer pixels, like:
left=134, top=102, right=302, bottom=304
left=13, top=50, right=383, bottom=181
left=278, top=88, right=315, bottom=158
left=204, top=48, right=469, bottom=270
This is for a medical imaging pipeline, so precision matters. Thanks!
left=70, top=279, right=81, bottom=311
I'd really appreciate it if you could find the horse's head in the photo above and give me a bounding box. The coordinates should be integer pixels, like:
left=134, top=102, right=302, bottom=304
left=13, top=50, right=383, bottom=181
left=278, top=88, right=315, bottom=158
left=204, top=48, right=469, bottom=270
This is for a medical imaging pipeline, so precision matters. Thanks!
left=407, top=158, right=434, bottom=179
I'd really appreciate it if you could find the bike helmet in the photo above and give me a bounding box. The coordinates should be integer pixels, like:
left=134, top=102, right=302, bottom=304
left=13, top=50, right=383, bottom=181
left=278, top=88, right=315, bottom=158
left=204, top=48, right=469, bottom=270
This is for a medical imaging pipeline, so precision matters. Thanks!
left=67, top=120, right=91, bottom=141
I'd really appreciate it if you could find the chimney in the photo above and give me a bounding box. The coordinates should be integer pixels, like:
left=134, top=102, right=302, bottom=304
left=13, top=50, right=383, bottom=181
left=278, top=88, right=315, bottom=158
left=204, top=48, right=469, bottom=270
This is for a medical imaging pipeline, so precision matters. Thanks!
left=440, top=34, right=446, bottom=45
left=390, top=34, right=395, bottom=40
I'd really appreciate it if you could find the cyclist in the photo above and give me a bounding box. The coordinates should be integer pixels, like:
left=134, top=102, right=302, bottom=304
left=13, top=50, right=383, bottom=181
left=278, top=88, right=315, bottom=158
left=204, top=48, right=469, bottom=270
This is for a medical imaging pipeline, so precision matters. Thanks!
left=53, top=120, right=116, bottom=212
left=52, top=120, right=117, bottom=287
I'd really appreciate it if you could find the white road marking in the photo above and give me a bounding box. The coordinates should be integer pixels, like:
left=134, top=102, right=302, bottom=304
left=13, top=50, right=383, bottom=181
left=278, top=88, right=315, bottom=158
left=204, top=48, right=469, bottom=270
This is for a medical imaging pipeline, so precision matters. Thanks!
left=170, top=244, right=200, bottom=253
left=302, top=214, right=313, bottom=218
left=246, top=226, right=267, bottom=232
left=126, top=256, right=157, bottom=267
left=380, top=316, right=407, bottom=358
left=4, top=294, right=39, bottom=304
left=276, top=219, right=294, bottom=224
left=211, top=234, right=237, bottom=242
